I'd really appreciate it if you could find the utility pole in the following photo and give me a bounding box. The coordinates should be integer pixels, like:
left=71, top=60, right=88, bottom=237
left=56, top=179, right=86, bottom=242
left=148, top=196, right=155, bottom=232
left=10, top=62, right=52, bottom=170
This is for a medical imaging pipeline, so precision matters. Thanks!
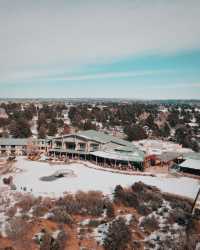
left=192, top=187, right=200, bottom=215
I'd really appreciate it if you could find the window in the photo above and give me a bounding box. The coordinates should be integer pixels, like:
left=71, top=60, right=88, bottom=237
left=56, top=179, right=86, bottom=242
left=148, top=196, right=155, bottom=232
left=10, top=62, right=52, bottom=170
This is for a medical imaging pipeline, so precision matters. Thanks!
left=79, top=143, right=86, bottom=151
left=67, top=143, right=76, bottom=150
left=90, top=144, right=99, bottom=151
left=55, top=141, right=62, bottom=148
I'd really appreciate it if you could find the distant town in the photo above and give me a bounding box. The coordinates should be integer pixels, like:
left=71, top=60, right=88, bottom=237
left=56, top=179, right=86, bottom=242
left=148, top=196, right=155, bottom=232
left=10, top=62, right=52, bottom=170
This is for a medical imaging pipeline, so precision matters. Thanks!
left=0, top=99, right=200, bottom=152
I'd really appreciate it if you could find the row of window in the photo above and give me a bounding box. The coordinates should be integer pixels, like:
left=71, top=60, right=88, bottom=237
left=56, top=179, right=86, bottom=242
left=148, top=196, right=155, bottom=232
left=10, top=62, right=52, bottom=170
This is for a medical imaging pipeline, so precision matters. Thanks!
left=0, top=145, right=26, bottom=149
left=53, top=142, right=99, bottom=151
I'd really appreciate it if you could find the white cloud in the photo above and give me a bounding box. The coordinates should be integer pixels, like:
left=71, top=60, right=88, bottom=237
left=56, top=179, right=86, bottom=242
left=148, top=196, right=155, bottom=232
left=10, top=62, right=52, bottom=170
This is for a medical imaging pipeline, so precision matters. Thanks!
left=47, top=70, right=170, bottom=81
left=148, top=82, right=200, bottom=90
left=0, top=69, right=172, bottom=83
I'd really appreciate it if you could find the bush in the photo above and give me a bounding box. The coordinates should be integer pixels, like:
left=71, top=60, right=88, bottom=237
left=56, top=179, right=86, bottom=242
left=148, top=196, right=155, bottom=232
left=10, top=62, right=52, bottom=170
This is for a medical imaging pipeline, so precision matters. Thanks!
left=5, top=217, right=30, bottom=240
left=137, top=204, right=152, bottom=216
left=105, top=200, right=115, bottom=219
left=148, top=199, right=163, bottom=211
left=88, top=220, right=101, bottom=228
left=124, top=192, right=139, bottom=208
left=163, top=193, right=192, bottom=213
left=104, top=217, right=132, bottom=250
left=114, top=182, right=162, bottom=212
left=56, top=191, right=105, bottom=216
left=17, top=194, right=41, bottom=213
left=131, top=182, right=147, bottom=193
left=39, top=229, right=67, bottom=250
left=6, top=206, right=17, bottom=217
left=143, top=191, right=162, bottom=205
left=56, top=194, right=78, bottom=214
left=32, top=204, right=49, bottom=217
left=50, top=207, right=73, bottom=225
left=168, top=208, right=191, bottom=226
left=114, top=186, right=139, bottom=209
left=75, top=191, right=104, bottom=216
left=114, top=185, right=124, bottom=202
left=39, top=231, right=52, bottom=250
left=40, top=231, right=60, bottom=250
left=140, top=216, right=159, bottom=233
left=131, top=182, right=159, bottom=194
left=56, top=230, right=68, bottom=249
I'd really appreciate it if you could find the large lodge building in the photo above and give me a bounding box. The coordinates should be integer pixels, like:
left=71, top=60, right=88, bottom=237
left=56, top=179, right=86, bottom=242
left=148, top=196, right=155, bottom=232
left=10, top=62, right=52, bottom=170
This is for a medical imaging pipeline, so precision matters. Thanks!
left=1, top=130, right=200, bottom=173
left=0, top=130, right=145, bottom=170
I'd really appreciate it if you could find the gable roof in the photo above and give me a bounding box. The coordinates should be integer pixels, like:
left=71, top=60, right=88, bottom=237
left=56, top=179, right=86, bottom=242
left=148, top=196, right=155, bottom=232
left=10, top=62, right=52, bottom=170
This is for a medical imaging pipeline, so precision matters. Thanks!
left=77, top=130, right=134, bottom=147
left=180, top=159, right=200, bottom=170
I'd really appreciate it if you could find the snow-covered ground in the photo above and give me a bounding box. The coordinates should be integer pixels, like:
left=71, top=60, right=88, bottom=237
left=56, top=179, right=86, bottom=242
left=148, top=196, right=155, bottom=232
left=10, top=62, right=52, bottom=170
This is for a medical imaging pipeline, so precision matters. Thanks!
left=0, top=157, right=199, bottom=198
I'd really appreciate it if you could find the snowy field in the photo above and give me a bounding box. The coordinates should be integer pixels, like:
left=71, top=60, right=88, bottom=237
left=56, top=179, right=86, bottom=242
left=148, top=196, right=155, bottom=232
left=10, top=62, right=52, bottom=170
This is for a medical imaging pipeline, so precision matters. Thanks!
left=1, top=157, right=199, bottom=199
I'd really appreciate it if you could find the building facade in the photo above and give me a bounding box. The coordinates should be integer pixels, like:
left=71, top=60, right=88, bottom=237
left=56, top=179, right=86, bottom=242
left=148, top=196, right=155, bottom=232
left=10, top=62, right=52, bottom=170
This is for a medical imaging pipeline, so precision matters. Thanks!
left=49, top=130, right=145, bottom=169
left=0, top=130, right=145, bottom=169
left=0, top=138, right=28, bottom=156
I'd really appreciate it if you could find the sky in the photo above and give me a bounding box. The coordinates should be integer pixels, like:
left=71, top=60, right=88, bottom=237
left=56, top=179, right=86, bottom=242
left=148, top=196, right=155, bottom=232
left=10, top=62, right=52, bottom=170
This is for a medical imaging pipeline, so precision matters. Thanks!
left=0, top=0, right=200, bottom=99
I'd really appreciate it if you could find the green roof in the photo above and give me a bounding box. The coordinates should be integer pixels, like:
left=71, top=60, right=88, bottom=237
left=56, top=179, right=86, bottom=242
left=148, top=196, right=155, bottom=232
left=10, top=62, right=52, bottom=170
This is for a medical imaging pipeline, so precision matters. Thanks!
left=77, top=130, right=134, bottom=147
left=91, top=150, right=144, bottom=162
left=77, top=130, right=112, bottom=143
left=0, top=138, right=28, bottom=146
left=183, top=152, right=200, bottom=161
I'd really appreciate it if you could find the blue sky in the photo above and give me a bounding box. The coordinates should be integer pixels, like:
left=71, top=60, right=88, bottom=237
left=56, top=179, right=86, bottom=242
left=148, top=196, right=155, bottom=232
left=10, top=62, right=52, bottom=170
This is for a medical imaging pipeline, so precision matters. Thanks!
left=0, top=0, right=200, bottom=99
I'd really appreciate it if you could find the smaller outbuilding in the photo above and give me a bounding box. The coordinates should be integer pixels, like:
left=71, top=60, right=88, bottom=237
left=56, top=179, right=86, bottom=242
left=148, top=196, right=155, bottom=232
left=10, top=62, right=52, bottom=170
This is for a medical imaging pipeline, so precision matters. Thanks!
left=179, top=153, right=200, bottom=176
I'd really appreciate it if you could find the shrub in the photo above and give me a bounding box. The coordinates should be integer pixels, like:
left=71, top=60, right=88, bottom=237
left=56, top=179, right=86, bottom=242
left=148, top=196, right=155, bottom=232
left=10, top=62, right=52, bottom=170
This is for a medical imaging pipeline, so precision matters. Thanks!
left=147, top=192, right=162, bottom=204
left=124, top=191, right=139, bottom=208
left=104, top=217, right=132, bottom=250
left=105, top=200, right=115, bottom=219
left=32, top=204, right=49, bottom=217
left=163, top=193, right=192, bottom=213
left=148, top=199, right=163, bottom=211
left=39, top=229, right=67, bottom=250
left=131, top=182, right=147, bottom=193
left=88, top=220, right=101, bottom=228
left=137, top=204, right=152, bottom=216
left=42, top=197, right=55, bottom=210
left=50, top=207, right=73, bottom=225
left=56, top=191, right=105, bottom=216
left=168, top=208, right=191, bottom=226
left=39, top=231, right=52, bottom=250
left=131, top=182, right=159, bottom=194
left=75, top=191, right=104, bottom=216
left=17, top=194, right=41, bottom=213
left=5, top=217, right=30, bottom=240
left=6, top=206, right=17, bottom=217
left=40, top=231, right=60, bottom=250
left=114, top=185, right=124, bottom=202
left=56, top=194, right=78, bottom=214
left=114, top=182, right=162, bottom=211
left=56, top=230, right=68, bottom=249
left=114, top=186, right=139, bottom=209
left=140, top=216, right=159, bottom=233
